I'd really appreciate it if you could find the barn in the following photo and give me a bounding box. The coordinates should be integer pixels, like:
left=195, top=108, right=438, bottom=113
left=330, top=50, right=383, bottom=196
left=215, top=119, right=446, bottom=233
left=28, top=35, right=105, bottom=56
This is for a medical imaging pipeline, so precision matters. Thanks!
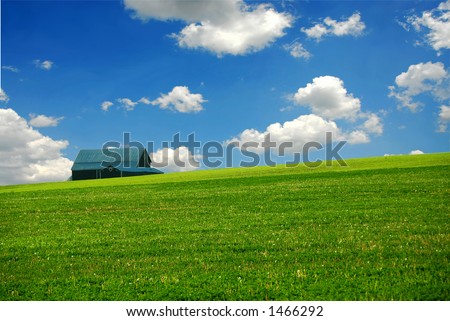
left=71, top=148, right=163, bottom=181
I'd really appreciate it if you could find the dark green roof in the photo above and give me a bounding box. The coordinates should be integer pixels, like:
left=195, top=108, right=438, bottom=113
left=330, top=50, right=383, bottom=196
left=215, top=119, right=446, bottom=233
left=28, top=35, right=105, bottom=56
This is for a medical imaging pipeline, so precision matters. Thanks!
left=71, top=148, right=154, bottom=171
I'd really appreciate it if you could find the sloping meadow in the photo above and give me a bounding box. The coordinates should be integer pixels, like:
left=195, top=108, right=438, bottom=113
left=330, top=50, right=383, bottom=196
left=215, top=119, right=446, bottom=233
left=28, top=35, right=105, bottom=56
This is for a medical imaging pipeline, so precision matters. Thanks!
left=0, top=154, right=449, bottom=300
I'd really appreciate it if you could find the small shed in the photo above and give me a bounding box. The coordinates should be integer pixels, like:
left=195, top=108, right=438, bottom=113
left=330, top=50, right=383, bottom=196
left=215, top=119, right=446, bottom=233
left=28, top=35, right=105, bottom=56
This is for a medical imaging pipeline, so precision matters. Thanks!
left=71, top=148, right=163, bottom=181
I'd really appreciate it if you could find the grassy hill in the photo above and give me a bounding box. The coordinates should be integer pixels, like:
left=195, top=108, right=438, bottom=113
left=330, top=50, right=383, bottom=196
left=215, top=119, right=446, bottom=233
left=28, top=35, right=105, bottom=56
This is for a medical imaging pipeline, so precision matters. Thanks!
left=0, top=153, right=449, bottom=300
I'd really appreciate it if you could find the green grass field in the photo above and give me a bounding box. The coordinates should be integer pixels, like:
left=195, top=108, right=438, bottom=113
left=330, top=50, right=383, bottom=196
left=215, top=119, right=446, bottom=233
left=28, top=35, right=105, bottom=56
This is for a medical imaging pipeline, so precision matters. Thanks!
left=0, top=153, right=449, bottom=300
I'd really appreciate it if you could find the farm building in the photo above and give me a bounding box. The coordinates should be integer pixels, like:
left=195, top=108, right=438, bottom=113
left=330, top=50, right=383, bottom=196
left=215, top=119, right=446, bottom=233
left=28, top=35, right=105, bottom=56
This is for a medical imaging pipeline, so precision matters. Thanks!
left=71, top=148, right=163, bottom=181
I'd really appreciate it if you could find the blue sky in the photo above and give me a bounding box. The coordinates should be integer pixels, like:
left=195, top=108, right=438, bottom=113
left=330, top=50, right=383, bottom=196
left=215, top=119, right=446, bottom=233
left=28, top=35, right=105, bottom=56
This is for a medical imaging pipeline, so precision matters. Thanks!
left=1, top=0, right=449, bottom=184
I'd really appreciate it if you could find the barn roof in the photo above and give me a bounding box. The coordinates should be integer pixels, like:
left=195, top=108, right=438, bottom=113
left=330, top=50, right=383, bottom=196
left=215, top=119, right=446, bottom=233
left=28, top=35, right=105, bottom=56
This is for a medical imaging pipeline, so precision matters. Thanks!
left=71, top=148, right=160, bottom=172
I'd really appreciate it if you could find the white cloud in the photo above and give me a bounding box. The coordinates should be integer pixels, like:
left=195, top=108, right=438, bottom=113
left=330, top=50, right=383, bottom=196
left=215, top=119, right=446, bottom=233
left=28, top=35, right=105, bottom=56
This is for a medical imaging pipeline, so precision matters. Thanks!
left=151, top=146, right=201, bottom=172
left=151, top=86, right=206, bottom=113
left=292, top=76, right=362, bottom=121
left=302, top=24, right=328, bottom=40
left=227, top=114, right=371, bottom=157
left=394, top=62, right=446, bottom=94
left=385, top=150, right=425, bottom=156
left=438, top=105, right=450, bottom=121
left=101, top=101, right=114, bottom=112
left=124, top=0, right=292, bottom=56
left=362, top=113, right=383, bottom=135
left=389, top=61, right=449, bottom=112
left=227, top=114, right=341, bottom=154
left=29, top=114, right=64, bottom=128
left=33, top=59, right=54, bottom=70
left=283, top=41, right=311, bottom=60
left=323, top=12, right=366, bottom=36
left=0, top=88, right=9, bottom=103
left=125, top=0, right=235, bottom=22
left=138, top=97, right=151, bottom=105
left=406, top=0, right=450, bottom=53
left=0, top=108, right=72, bottom=185
left=2, top=66, right=19, bottom=73
left=346, top=130, right=369, bottom=144
left=302, top=12, right=366, bottom=41
left=228, top=75, right=383, bottom=155
left=390, top=63, right=450, bottom=131
left=102, top=87, right=206, bottom=113
left=117, top=98, right=138, bottom=111
left=438, top=105, right=450, bottom=132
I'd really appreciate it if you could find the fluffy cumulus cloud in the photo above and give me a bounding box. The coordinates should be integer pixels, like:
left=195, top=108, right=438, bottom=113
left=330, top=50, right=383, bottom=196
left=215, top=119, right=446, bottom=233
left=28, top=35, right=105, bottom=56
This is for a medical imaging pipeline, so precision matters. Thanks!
left=389, top=62, right=450, bottom=132
left=283, top=41, right=311, bottom=60
left=0, top=108, right=72, bottom=185
left=292, top=76, right=362, bottom=121
left=33, top=59, right=54, bottom=70
left=227, top=114, right=373, bottom=156
left=362, top=113, right=383, bottom=135
left=29, top=114, right=64, bottom=128
left=101, top=101, right=114, bottom=112
left=151, top=146, right=201, bottom=172
left=117, top=98, right=138, bottom=111
left=345, top=130, right=370, bottom=145
left=101, top=87, right=205, bottom=113
left=124, top=0, right=292, bottom=56
left=302, top=12, right=366, bottom=41
left=394, top=62, right=447, bottom=92
left=229, top=75, right=383, bottom=154
left=125, top=0, right=236, bottom=22
left=406, top=0, right=450, bottom=53
left=389, top=61, right=449, bottom=111
left=151, top=86, right=206, bottom=113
